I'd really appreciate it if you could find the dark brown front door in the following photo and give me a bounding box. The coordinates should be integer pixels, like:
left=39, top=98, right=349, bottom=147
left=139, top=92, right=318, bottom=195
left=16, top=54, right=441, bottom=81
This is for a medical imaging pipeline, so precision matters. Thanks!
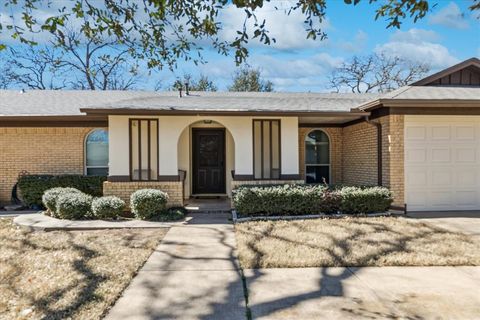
left=192, top=128, right=226, bottom=194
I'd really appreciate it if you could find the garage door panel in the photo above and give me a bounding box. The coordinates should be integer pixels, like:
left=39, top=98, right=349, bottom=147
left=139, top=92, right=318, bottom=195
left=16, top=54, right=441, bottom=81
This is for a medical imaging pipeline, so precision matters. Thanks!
left=431, top=126, right=451, bottom=140
left=405, top=116, right=480, bottom=211
left=406, top=148, right=427, bottom=163
left=455, top=126, right=476, bottom=140
left=455, top=148, right=476, bottom=163
left=454, top=191, right=477, bottom=207
left=431, top=170, right=451, bottom=185
left=431, top=148, right=451, bottom=162
left=456, top=170, right=477, bottom=187
left=405, top=126, right=427, bottom=140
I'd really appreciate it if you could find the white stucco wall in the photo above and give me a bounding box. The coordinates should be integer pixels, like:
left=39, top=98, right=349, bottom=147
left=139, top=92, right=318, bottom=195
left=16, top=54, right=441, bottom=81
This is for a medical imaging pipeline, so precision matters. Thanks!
left=108, top=115, right=299, bottom=188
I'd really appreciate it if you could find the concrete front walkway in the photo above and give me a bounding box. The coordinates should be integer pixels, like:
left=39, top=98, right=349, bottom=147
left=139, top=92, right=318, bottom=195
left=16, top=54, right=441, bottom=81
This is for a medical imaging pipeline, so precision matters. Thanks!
left=105, top=213, right=246, bottom=320
left=14, top=213, right=184, bottom=231
left=244, top=266, right=480, bottom=319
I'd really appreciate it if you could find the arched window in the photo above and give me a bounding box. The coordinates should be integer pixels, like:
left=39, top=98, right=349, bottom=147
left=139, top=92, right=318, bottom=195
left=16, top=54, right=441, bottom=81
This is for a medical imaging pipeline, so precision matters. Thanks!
left=85, top=129, right=109, bottom=176
left=305, top=130, right=330, bottom=184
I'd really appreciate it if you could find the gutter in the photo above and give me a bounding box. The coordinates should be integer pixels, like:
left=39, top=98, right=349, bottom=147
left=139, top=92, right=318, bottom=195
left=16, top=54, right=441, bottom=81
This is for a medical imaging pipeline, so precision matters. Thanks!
left=365, top=115, right=382, bottom=186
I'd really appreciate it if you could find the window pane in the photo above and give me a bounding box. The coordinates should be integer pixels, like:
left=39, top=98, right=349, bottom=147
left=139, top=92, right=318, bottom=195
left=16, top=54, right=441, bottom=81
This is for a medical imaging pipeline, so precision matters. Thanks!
left=271, top=121, right=280, bottom=179
left=306, top=165, right=329, bottom=184
left=307, top=130, right=328, bottom=143
left=86, top=129, right=108, bottom=167
left=140, top=120, right=149, bottom=180
left=87, top=167, right=108, bottom=176
left=305, top=143, right=329, bottom=164
left=253, top=121, right=262, bottom=179
left=263, top=121, right=271, bottom=179
left=150, top=121, right=158, bottom=179
left=131, top=120, right=140, bottom=180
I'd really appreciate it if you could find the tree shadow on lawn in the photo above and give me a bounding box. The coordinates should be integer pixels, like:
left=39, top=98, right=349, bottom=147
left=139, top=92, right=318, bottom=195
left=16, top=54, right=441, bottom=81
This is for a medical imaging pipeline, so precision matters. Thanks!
left=235, top=218, right=478, bottom=319
left=0, top=223, right=160, bottom=320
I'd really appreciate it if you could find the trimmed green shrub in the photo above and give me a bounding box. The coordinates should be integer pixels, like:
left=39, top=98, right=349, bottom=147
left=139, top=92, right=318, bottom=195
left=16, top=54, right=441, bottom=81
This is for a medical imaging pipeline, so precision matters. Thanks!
left=91, top=196, right=126, bottom=219
left=56, top=192, right=93, bottom=220
left=232, top=184, right=393, bottom=216
left=18, top=175, right=107, bottom=207
left=130, top=189, right=169, bottom=220
left=233, top=184, right=337, bottom=216
left=339, top=186, right=393, bottom=214
left=42, top=187, right=83, bottom=216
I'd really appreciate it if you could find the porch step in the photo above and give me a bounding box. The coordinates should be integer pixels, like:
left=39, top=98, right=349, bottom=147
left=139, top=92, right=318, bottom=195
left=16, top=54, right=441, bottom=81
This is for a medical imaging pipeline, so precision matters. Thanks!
left=184, top=198, right=232, bottom=214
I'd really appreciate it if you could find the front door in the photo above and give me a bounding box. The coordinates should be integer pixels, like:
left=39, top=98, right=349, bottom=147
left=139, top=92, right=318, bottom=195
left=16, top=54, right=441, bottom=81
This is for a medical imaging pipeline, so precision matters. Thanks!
left=192, top=128, right=226, bottom=194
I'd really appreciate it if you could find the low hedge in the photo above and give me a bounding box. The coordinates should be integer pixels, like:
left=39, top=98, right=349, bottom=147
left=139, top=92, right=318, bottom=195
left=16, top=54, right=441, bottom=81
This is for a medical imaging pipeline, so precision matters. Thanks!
left=18, top=175, right=107, bottom=207
left=56, top=192, right=93, bottom=220
left=42, top=187, right=83, bottom=216
left=232, top=184, right=393, bottom=216
left=130, top=189, right=169, bottom=220
left=91, top=196, right=125, bottom=219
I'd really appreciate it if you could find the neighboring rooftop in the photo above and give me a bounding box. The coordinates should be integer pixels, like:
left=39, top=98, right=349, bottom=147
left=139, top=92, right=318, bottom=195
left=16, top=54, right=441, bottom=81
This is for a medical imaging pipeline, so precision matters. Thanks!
left=0, top=90, right=378, bottom=116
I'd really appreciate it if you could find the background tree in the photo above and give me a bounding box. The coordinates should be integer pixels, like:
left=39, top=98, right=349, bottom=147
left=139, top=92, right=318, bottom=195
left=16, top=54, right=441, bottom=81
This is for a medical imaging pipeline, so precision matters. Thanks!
left=170, top=74, right=217, bottom=92
left=0, top=30, right=141, bottom=90
left=0, top=46, right=66, bottom=89
left=329, top=53, right=430, bottom=93
left=229, top=67, right=273, bottom=92
left=1, top=0, right=470, bottom=68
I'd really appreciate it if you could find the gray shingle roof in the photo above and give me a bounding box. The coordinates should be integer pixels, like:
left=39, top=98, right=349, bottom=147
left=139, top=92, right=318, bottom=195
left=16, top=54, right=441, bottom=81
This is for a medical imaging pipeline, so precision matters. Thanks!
left=379, top=86, right=480, bottom=100
left=0, top=90, right=378, bottom=116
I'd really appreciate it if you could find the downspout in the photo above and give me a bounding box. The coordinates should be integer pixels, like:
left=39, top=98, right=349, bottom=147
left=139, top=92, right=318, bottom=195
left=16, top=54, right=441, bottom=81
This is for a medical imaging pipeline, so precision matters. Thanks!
left=365, top=116, right=382, bottom=186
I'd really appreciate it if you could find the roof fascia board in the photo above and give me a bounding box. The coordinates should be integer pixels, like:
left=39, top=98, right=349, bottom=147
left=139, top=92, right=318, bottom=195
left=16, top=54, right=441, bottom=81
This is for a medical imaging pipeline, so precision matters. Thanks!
left=411, top=58, right=480, bottom=86
left=80, top=108, right=370, bottom=117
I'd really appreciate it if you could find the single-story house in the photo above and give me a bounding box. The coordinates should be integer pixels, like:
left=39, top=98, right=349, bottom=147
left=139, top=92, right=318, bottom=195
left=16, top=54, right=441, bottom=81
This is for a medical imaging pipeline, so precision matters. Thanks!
left=1, top=57, right=479, bottom=211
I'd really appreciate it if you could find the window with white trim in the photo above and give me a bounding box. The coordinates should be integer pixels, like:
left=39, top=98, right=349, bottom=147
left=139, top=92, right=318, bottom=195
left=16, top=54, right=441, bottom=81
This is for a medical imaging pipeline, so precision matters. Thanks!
left=85, top=129, right=109, bottom=176
left=305, top=130, right=330, bottom=183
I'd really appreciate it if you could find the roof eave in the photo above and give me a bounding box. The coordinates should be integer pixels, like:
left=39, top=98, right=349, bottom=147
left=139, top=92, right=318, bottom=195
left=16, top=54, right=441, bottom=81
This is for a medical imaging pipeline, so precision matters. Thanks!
left=80, top=108, right=370, bottom=117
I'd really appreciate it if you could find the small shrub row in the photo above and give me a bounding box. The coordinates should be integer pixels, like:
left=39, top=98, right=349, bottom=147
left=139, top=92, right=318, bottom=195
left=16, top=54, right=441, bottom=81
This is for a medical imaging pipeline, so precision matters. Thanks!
left=42, top=188, right=125, bottom=220
left=232, top=184, right=393, bottom=216
left=18, top=175, right=107, bottom=207
left=41, top=188, right=176, bottom=221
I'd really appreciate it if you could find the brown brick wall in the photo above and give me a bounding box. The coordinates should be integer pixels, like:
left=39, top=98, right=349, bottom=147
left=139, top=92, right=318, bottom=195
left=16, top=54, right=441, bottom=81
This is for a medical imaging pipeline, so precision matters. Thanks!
left=103, top=181, right=184, bottom=208
left=0, top=127, right=97, bottom=205
left=298, top=127, right=342, bottom=184
left=342, top=122, right=378, bottom=186
left=379, top=115, right=405, bottom=206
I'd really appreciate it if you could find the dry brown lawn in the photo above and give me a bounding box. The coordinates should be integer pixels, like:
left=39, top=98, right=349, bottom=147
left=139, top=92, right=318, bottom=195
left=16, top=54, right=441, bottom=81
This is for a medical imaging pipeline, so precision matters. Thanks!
left=235, top=216, right=480, bottom=268
left=0, top=218, right=167, bottom=320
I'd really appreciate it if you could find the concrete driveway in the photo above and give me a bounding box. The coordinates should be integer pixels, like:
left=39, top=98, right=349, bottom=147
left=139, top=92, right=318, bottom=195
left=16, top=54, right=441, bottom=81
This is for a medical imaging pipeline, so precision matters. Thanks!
left=244, top=266, right=480, bottom=320
left=407, top=211, right=480, bottom=236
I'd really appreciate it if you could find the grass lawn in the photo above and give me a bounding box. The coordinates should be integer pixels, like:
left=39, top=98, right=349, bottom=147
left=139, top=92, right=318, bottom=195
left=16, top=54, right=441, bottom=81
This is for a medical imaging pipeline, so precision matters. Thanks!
left=235, top=216, right=480, bottom=268
left=0, top=218, right=167, bottom=320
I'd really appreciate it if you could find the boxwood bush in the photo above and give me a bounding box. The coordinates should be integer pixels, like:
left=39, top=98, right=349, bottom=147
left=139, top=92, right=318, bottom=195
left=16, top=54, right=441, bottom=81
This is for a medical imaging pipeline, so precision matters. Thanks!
left=339, top=186, right=393, bottom=214
left=42, top=187, right=83, bottom=216
left=232, top=184, right=393, bottom=216
left=18, top=175, right=106, bottom=207
left=130, top=189, right=169, bottom=220
left=91, top=196, right=126, bottom=219
left=233, top=184, right=340, bottom=216
left=56, top=192, right=93, bottom=220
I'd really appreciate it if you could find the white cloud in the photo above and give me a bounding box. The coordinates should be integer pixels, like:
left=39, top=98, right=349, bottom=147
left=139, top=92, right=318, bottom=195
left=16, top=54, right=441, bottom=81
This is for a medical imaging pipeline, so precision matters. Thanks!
left=429, top=2, right=469, bottom=29
left=390, top=28, right=440, bottom=43
left=375, top=28, right=458, bottom=69
left=336, top=30, right=368, bottom=53
left=218, top=2, right=331, bottom=50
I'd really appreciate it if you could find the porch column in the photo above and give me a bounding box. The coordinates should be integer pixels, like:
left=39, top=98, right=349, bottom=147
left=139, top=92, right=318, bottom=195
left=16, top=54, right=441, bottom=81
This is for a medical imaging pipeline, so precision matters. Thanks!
left=108, top=116, right=130, bottom=177
left=281, top=117, right=300, bottom=176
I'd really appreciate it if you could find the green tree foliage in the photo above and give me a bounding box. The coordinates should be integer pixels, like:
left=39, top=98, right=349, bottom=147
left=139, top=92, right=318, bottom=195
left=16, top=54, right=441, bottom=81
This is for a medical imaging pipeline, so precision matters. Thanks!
left=229, top=67, right=273, bottom=92
left=0, top=0, right=464, bottom=68
left=171, top=74, right=217, bottom=92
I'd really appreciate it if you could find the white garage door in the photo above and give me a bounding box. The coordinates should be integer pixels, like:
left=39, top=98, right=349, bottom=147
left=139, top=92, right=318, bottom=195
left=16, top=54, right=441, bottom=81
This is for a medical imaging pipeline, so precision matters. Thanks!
left=405, top=115, right=480, bottom=211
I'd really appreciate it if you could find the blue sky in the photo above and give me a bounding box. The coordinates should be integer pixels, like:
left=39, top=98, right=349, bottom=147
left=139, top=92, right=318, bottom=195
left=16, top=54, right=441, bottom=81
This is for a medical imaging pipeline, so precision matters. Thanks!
left=1, top=0, right=479, bottom=92
left=165, top=0, right=479, bottom=92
